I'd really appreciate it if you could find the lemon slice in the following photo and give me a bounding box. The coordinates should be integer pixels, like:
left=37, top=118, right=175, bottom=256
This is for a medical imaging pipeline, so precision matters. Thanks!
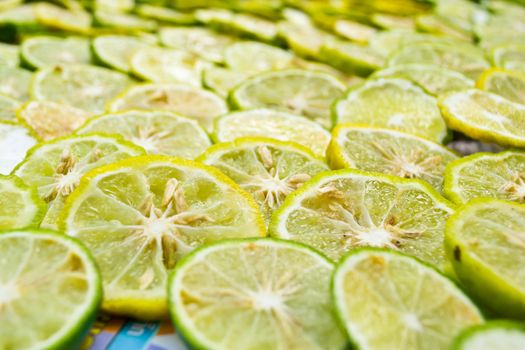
left=270, top=169, right=454, bottom=268
left=328, top=125, right=458, bottom=191
left=169, top=238, right=347, bottom=350
left=21, top=36, right=91, bottom=70
left=445, top=198, right=525, bottom=318
left=0, top=229, right=102, bottom=350
left=77, top=110, right=211, bottom=159
left=453, top=321, right=525, bottom=350
left=0, top=66, right=32, bottom=101
left=198, top=137, right=329, bottom=223
left=202, top=66, right=250, bottom=98
left=230, top=69, right=345, bottom=128
left=0, top=42, right=20, bottom=67
left=334, top=78, right=447, bottom=143
left=476, top=68, right=525, bottom=105
left=92, top=35, right=151, bottom=73
left=0, top=121, right=37, bottom=175
left=213, top=109, right=331, bottom=157
left=108, top=83, right=228, bottom=132
left=0, top=175, right=45, bottom=229
left=61, top=155, right=265, bottom=319
left=32, top=64, right=134, bottom=114
left=333, top=249, right=483, bottom=350
left=18, top=101, right=92, bottom=141
left=224, top=41, right=295, bottom=74
left=492, top=44, right=525, bottom=71
left=0, top=94, right=20, bottom=121
left=34, top=3, right=92, bottom=34
left=319, top=40, right=385, bottom=76
left=14, top=134, right=145, bottom=229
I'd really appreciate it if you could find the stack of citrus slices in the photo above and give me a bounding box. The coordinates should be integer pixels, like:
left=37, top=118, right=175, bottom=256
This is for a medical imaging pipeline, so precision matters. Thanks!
left=1, top=1, right=525, bottom=349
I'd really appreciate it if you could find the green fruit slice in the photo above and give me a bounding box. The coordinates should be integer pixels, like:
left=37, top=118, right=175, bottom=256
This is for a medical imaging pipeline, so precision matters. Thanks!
left=94, top=9, right=157, bottom=32
left=332, top=249, right=483, bottom=350
left=0, top=66, right=32, bottom=101
left=76, top=110, right=211, bottom=159
left=277, top=20, right=336, bottom=59
left=21, top=36, right=91, bottom=70
left=453, top=321, right=525, bottom=350
left=92, top=35, right=151, bottom=73
left=269, top=169, right=454, bottom=268
left=34, top=2, right=92, bottom=34
left=108, top=83, right=228, bottom=132
left=32, top=64, right=134, bottom=114
left=61, top=155, right=265, bottom=320
left=0, top=94, right=21, bottom=121
left=14, top=134, right=145, bottom=229
left=415, top=13, right=471, bottom=41
left=135, top=4, right=196, bottom=25
left=224, top=41, right=295, bottom=74
left=230, top=69, right=345, bottom=128
left=445, top=198, right=525, bottom=318
left=202, top=66, right=250, bottom=98
left=0, top=121, right=37, bottom=175
left=476, top=68, right=525, bottom=105
left=0, top=175, right=45, bottom=229
left=213, top=109, right=331, bottom=157
left=319, top=40, right=385, bottom=76
left=0, top=229, right=102, bottom=350
left=334, top=78, right=447, bottom=143
left=492, top=44, right=525, bottom=72
left=333, top=19, right=377, bottom=43
left=169, top=238, right=347, bottom=350
left=328, top=125, right=458, bottom=191
left=0, top=42, right=20, bottom=67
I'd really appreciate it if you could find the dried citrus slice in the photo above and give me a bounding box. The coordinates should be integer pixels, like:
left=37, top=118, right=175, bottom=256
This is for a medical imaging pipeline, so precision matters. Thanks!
left=224, top=41, right=295, bottom=74
left=0, top=121, right=37, bottom=175
left=492, top=44, right=525, bottom=72
left=0, top=94, right=20, bottom=121
left=21, top=36, right=91, bottom=70
left=0, top=42, right=20, bottom=67
left=476, top=68, right=525, bottom=105
left=94, top=9, right=157, bottom=32
left=0, top=175, right=45, bottom=229
left=0, top=65, right=32, bottom=101
left=92, top=35, right=151, bottom=73
left=319, top=40, right=385, bottom=76
left=202, top=66, right=249, bottom=98
left=34, top=2, right=92, bottom=34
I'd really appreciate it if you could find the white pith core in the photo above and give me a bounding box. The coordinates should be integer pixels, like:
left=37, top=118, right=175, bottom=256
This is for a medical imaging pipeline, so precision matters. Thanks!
left=403, top=313, right=423, bottom=332
left=130, top=125, right=171, bottom=154
left=0, top=283, right=19, bottom=305
left=500, top=171, right=525, bottom=202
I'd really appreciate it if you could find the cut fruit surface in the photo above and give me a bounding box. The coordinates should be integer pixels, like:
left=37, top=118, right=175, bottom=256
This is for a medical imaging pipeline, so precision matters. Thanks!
left=0, top=175, right=45, bottom=229
left=202, top=66, right=249, bottom=98
left=0, top=66, right=32, bottom=101
left=34, top=2, right=92, bottom=33
left=0, top=121, right=37, bottom=175
left=492, top=44, right=525, bottom=72
left=92, top=35, right=151, bottom=73
left=319, top=40, right=385, bottom=76
left=21, top=36, right=91, bottom=70
left=453, top=321, right=525, bottom=350
left=476, top=68, right=525, bottom=105
left=224, top=41, right=295, bottom=74
left=0, top=43, right=19, bottom=68
left=0, top=94, right=20, bottom=121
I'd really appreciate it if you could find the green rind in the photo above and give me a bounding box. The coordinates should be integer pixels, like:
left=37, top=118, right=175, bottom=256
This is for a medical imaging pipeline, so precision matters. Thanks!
left=0, top=174, right=46, bottom=228
left=452, top=320, right=525, bottom=350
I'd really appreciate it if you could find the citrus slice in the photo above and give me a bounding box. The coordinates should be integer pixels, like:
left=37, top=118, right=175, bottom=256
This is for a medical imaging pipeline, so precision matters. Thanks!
left=453, top=321, right=525, bottom=350
left=476, top=68, right=525, bottom=105
left=108, top=83, right=228, bottom=132
left=230, top=69, right=345, bottom=128
left=159, top=27, right=235, bottom=63
left=76, top=110, right=211, bottom=159
left=169, top=238, right=347, bottom=350
left=94, top=9, right=157, bottom=32
left=328, top=125, right=458, bottom=191
left=492, top=44, right=525, bottom=72
left=224, top=41, right=295, bottom=74
left=131, top=47, right=211, bottom=87
left=415, top=13, right=471, bottom=41
left=269, top=169, right=454, bottom=268
left=371, top=13, right=416, bottom=30
left=334, top=78, right=447, bottom=143
left=445, top=198, right=525, bottom=318
left=213, top=109, right=331, bottom=157
left=92, top=35, right=151, bottom=73
left=32, top=64, right=134, bottom=114
left=372, top=64, right=474, bottom=96
left=0, top=4, right=37, bottom=27
left=18, top=100, right=92, bottom=141
left=60, top=155, right=265, bottom=319
left=0, top=229, right=102, bottom=350
left=439, top=89, right=525, bottom=148
left=229, top=13, right=278, bottom=43
left=319, top=40, right=385, bottom=76
left=14, top=134, right=145, bottom=229
left=0, top=42, right=20, bottom=67
left=0, top=94, right=20, bottom=121
left=0, top=121, right=37, bottom=175
left=0, top=175, right=45, bottom=229
left=94, top=0, right=133, bottom=12
left=332, top=249, right=483, bottom=350
left=34, top=2, right=92, bottom=34
left=333, top=19, right=377, bottom=43
left=202, top=66, right=250, bottom=98
left=198, top=137, right=329, bottom=223
left=21, top=36, right=91, bottom=70
left=0, top=66, right=32, bottom=101
left=135, top=4, right=196, bottom=25
left=277, top=20, right=336, bottom=59
left=0, top=0, right=21, bottom=13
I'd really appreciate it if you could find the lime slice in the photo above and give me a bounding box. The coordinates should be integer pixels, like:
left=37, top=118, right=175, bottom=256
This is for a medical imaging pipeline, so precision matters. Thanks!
left=213, top=109, right=331, bottom=157
left=92, top=35, right=151, bottom=73
left=476, top=68, right=525, bottom=105
left=14, top=134, right=144, bottom=229
left=202, top=66, right=250, bottom=98
left=0, top=121, right=37, bottom=175
left=0, top=66, right=32, bottom=101
left=0, top=42, right=19, bottom=67
left=415, top=13, right=471, bottom=41
left=270, top=169, right=454, bottom=267
left=333, top=19, right=377, bottom=43
left=159, top=27, right=235, bottom=63
left=229, top=13, right=278, bottom=43
left=32, top=64, right=134, bottom=114
left=169, top=238, right=347, bottom=350
left=18, top=101, right=92, bottom=141
left=108, top=83, right=228, bottom=132
left=372, top=64, right=474, bottom=96
left=439, top=89, right=525, bottom=148
left=35, top=2, right=92, bottom=34
left=0, top=94, right=20, bottom=121
left=230, top=69, right=345, bottom=128
left=94, top=0, right=134, bottom=12
left=334, top=78, right=447, bottom=143
left=453, top=321, right=525, bottom=350
left=371, top=13, right=416, bottom=30
left=0, top=0, right=21, bottom=12
left=0, top=229, right=102, bottom=350
left=224, top=41, right=295, bottom=74
left=0, top=175, right=45, bottom=229
left=492, top=44, right=525, bottom=71
left=21, top=36, right=91, bottom=70
left=94, top=9, right=157, bottom=32
left=135, top=4, right=196, bottom=25
left=443, top=150, right=525, bottom=205
left=131, top=47, right=211, bottom=87
left=319, top=40, right=385, bottom=76
left=0, top=4, right=37, bottom=27
left=198, top=137, right=329, bottom=223
left=332, top=249, right=483, bottom=350
left=76, top=110, right=211, bottom=159
left=277, top=20, right=336, bottom=59
left=61, top=155, right=265, bottom=319
left=328, top=125, right=458, bottom=191
left=445, top=198, right=525, bottom=318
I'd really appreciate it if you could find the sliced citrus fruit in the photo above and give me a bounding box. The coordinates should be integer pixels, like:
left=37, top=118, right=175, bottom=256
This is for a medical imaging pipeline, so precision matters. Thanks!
left=445, top=198, right=525, bottom=318
left=135, top=4, right=196, bottom=25
left=18, top=100, right=92, bottom=141
left=371, top=13, right=415, bottom=30
left=415, top=13, right=471, bottom=41
left=229, top=13, right=278, bottom=43
left=77, top=110, right=211, bottom=159
left=0, top=42, right=20, bottom=67
left=0, top=66, right=32, bottom=101
left=34, top=2, right=92, bottom=34
left=230, top=69, right=345, bottom=128
left=453, top=321, right=525, bottom=350
left=32, top=64, right=134, bottom=114
left=0, top=229, right=102, bottom=350
left=198, top=137, right=329, bottom=223
left=108, top=83, right=228, bottom=132
left=213, top=109, right=331, bottom=157
left=319, top=40, right=385, bottom=76
left=0, top=121, right=37, bottom=175
left=21, top=36, right=91, bottom=70
left=202, top=66, right=250, bottom=98
left=277, top=20, right=336, bottom=59
left=14, top=134, right=145, bottom=229
left=92, top=35, right=151, bottom=73
left=334, top=78, right=447, bottom=143
left=269, top=169, right=455, bottom=268
left=328, top=125, right=458, bottom=191
left=169, top=238, right=347, bottom=350
left=332, top=249, right=483, bottom=350
left=60, top=155, right=265, bottom=320
left=0, top=94, right=20, bottom=121
left=0, top=175, right=45, bottom=229
left=224, top=41, right=295, bottom=74
left=492, top=43, right=525, bottom=72
left=476, top=68, right=525, bottom=105
left=94, top=9, right=157, bottom=32
left=333, top=19, right=377, bottom=43
left=0, top=4, right=37, bottom=27
left=369, top=29, right=459, bottom=57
